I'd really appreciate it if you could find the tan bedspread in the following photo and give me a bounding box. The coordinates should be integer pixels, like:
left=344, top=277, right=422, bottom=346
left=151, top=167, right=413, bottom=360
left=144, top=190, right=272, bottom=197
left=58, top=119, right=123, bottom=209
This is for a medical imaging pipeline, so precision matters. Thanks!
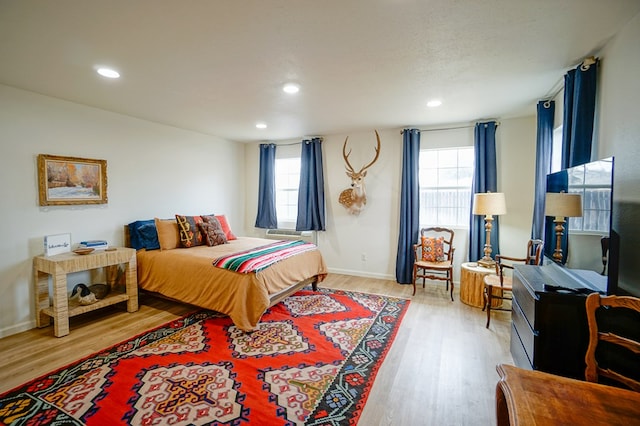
left=136, top=237, right=327, bottom=331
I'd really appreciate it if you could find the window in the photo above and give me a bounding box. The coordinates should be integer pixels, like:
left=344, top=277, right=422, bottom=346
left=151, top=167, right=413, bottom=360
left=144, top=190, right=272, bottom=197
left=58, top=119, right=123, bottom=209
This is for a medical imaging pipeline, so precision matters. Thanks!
left=551, top=125, right=563, bottom=173
left=419, top=147, right=474, bottom=228
left=550, top=126, right=611, bottom=234
left=275, top=157, right=300, bottom=228
left=567, top=160, right=612, bottom=234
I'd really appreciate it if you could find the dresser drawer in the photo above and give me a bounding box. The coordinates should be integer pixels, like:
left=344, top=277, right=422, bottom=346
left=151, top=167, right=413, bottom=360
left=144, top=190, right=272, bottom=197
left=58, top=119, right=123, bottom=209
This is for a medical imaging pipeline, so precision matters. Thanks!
left=510, top=323, right=533, bottom=370
left=510, top=264, right=593, bottom=380
left=512, top=298, right=536, bottom=364
left=512, top=269, right=537, bottom=329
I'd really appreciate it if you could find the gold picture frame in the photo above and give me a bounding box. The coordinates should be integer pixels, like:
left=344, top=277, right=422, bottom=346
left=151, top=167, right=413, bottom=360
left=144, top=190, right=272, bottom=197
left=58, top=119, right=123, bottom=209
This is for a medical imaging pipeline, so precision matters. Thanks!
left=38, top=154, right=108, bottom=206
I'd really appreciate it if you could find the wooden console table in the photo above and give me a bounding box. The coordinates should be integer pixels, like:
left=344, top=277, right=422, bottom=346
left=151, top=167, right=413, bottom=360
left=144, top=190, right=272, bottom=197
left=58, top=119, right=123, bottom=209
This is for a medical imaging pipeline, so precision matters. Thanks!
left=496, top=363, right=640, bottom=425
left=33, top=247, right=138, bottom=337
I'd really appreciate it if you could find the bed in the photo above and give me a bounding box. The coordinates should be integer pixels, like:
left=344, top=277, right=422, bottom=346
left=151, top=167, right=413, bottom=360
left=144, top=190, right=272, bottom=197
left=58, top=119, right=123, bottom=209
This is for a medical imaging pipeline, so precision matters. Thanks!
left=125, top=218, right=327, bottom=331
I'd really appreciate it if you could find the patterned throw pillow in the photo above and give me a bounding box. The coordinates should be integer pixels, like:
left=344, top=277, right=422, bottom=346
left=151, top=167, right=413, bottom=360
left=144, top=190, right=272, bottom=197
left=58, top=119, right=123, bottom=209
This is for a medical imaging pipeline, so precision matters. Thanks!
left=203, top=214, right=237, bottom=240
left=200, top=215, right=217, bottom=224
left=198, top=221, right=228, bottom=246
left=421, top=236, right=445, bottom=262
left=175, top=215, right=206, bottom=248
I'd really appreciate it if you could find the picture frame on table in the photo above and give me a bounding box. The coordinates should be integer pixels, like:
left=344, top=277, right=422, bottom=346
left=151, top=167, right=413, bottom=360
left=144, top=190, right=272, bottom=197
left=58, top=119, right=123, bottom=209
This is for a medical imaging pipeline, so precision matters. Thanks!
left=43, top=233, right=71, bottom=256
left=37, top=154, right=107, bottom=206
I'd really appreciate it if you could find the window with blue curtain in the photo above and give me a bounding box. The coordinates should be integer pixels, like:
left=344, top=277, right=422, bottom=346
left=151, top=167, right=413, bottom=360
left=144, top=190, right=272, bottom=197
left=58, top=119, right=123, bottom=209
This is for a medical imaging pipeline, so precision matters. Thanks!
left=395, top=129, right=420, bottom=284
left=255, top=143, right=277, bottom=229
left=296, top=138, right=326, bottom=231
left=531, top=100, right=555, bottom=241
left=562, top=58, right=598, bottom=168
left=544, top=57, right=598, bottom=263
left=469, top=121, right=499, bottom=263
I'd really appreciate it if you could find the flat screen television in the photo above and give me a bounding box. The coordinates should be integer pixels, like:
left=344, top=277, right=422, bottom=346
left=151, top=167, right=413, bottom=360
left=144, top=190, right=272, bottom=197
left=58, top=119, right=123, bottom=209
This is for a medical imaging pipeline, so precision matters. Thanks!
left=545, top=157, right=615, bottom=294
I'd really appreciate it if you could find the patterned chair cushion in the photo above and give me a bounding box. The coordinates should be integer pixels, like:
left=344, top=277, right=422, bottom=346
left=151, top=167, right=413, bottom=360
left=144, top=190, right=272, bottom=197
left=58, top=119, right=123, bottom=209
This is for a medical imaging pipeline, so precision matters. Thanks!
left=421, top=236, right=445, bottom=262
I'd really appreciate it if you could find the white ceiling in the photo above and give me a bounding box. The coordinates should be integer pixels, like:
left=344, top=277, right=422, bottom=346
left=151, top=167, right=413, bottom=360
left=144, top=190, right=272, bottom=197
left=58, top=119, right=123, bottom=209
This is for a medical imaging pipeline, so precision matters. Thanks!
left=1, top=0, right=639, bottom=142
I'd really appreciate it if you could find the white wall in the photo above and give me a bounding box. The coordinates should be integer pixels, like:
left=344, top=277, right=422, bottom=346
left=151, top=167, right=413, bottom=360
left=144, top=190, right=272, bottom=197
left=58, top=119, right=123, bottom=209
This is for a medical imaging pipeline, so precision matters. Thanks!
left=596, top=11, right=640, bottom=296
left=548, top=11, right=640, bottom=291
left=244, top=118, right=538, bottom=282
left=244, top=129, right=403, bottom=280
left=0, top=85, right=245, bottom=337
left=497, top=116, right=538, bottom=256
left=2, top=9, right=638, bottom=337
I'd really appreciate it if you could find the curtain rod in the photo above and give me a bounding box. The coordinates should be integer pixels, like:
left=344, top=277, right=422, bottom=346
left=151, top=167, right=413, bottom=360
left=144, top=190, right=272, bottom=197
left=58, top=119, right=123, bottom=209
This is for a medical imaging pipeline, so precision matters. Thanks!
left=544, top=79, right=564, bottom=102
left=543, top=56, right=598, bottom=101
left=262, top=137, right=323, bottom=147
left=400, top=122, right=500, bottom=134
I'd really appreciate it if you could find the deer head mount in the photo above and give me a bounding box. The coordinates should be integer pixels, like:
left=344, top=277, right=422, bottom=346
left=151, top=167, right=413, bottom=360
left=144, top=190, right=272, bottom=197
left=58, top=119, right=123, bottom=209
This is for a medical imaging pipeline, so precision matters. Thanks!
left=338, top=130, right=381, bottom=215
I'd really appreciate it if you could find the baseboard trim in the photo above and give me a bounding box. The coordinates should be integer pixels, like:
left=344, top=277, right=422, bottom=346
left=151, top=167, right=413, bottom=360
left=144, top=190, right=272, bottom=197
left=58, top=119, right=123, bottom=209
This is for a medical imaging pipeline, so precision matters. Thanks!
left=326, top=267, right=395, bottom=281
left=0, top=320, right=35, bottom=339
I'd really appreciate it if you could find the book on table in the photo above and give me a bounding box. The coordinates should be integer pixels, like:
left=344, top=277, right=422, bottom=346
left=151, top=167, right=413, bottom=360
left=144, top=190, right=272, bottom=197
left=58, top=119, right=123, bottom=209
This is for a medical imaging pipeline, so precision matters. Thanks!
left=79, top=240, right=108, bottom=250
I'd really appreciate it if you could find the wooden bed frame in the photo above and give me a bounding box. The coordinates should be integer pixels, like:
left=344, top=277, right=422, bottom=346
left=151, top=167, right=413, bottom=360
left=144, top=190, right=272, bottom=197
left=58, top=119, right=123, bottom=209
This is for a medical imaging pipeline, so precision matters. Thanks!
left=123, top=225, right=319, bottom=308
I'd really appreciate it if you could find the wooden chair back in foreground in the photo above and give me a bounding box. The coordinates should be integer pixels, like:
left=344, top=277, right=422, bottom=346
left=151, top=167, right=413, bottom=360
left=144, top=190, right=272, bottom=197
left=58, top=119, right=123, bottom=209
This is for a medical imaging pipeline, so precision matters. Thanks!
left=584, top=293, right=640, bottom=391
left=482, top=239, right=544, bottom=328
left=495, top=363, right=640, bottom=426
left=412, top=227, right=455, bottom=300
left=600, top=236, right=610, bottom=275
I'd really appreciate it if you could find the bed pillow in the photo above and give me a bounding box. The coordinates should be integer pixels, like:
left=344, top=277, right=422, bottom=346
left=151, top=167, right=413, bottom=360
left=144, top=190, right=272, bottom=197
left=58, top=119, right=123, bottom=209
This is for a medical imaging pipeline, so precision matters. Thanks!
left=175, top=214, right=206, bottom=248
left=200, top=214, right=217, bottom=226
left=198, top=221, right=228, bottom=246
left=207, top=214, right=237, bottom=240
left=155, top=218, right=180, bottom=250
left=128, top=219, right=161, bottom=251
left=421, top=236, right=445, bottom=262
left=128, top=219, right=160, bottom=251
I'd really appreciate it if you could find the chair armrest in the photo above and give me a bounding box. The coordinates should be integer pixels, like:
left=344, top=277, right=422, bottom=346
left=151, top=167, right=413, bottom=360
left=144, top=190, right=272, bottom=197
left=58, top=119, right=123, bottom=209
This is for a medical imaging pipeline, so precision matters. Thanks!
left=496, top=254, right=526, bottom=263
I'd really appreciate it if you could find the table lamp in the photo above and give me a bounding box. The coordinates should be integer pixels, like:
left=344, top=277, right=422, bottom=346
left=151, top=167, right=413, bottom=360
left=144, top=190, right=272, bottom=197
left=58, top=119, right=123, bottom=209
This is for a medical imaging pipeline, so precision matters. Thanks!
left=545, top=192, right=582, bottom=262
left=472, top=192, right=507, bottom=268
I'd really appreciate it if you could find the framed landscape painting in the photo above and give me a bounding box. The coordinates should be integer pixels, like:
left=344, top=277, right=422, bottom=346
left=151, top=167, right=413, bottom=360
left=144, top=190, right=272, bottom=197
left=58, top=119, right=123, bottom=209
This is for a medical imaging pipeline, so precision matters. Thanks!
left=38, top=154, right=108, bottom=206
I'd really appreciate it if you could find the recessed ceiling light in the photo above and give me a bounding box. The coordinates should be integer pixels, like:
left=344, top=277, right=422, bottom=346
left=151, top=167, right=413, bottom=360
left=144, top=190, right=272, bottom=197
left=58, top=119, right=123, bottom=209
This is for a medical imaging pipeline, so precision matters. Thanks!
left=283, top=83, right=300, bottom=94
left=256, top=123, right=267, bottom=129
left=427, top=99, right=442, bottom=108
left=97, top=67, right=120, bottom=79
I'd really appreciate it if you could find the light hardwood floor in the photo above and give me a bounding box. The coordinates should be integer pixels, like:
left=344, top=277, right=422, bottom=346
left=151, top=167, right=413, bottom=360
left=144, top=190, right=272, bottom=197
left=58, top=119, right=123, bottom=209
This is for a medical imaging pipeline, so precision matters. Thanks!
left=0, top=274, right=513, bottom=425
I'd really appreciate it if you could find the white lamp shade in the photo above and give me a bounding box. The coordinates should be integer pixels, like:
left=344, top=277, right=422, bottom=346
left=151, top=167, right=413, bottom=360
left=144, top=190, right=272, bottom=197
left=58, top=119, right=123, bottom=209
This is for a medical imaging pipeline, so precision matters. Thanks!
left=545, top=192, right=583, bottom=217
left=472, top=192, right=507, bottom=216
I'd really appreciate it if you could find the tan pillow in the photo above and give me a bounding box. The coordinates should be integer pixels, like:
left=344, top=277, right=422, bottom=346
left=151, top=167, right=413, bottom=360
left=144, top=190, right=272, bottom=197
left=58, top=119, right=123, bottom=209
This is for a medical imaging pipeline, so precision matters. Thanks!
left=155, top=218, right=180, bottom=250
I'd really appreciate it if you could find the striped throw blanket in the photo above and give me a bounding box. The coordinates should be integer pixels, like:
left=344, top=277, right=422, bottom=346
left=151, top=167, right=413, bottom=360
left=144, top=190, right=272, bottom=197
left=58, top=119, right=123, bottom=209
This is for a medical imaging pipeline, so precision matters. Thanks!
left=212, top=240, right=316, bottom=273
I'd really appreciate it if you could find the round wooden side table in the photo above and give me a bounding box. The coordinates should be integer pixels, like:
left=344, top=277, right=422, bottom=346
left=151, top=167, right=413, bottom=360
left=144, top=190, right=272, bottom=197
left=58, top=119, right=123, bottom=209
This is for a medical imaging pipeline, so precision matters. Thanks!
left=459, top=262, right=502, bottom=308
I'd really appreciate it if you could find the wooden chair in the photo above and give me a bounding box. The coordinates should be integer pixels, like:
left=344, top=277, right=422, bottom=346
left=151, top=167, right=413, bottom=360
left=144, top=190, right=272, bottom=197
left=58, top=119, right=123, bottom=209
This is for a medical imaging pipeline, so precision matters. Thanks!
left=482, top=239, right=544, bottom=328
left=600, top=236, right=610, bottom=275
left=412, top=227, right=455, bottom=300
left=584, top=292, right=640, bottom=391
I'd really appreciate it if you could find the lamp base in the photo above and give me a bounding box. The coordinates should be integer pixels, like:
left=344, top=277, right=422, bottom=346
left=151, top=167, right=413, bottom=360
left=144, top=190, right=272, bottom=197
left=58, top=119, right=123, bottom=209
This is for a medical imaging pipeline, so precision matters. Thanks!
left=477, top=257, right=496, bottom=269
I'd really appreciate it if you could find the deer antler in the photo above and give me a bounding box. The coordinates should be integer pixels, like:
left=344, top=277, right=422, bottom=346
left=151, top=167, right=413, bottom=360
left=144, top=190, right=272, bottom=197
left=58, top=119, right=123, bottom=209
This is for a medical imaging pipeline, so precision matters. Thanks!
left=342, top=136, right=355, bottom=173
left=359, top=130, right=381, bottom=173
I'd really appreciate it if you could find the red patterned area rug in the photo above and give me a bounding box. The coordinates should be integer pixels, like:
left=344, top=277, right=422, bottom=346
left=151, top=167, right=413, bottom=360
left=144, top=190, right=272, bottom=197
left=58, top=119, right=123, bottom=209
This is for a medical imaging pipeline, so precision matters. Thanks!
left=0, top=288, right=409, bottom=425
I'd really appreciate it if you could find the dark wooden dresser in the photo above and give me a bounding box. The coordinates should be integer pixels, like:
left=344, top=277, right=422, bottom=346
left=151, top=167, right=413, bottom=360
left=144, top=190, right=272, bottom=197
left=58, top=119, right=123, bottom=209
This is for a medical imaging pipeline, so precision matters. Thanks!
left=510, top=262, right=606, bottom=379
